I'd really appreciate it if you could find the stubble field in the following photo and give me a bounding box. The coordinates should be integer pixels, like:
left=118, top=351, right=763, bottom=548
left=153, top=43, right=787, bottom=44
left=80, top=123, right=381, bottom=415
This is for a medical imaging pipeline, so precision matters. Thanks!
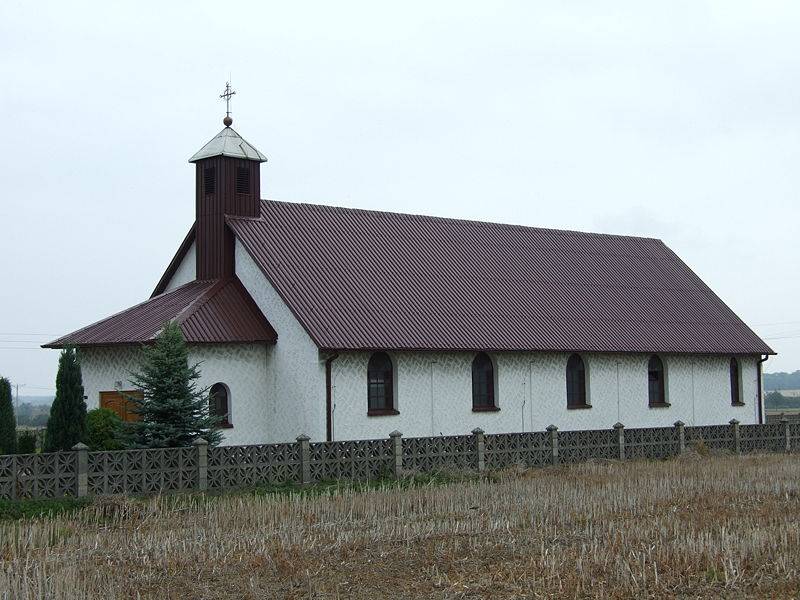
left=2, top=452, right=799, bottom=599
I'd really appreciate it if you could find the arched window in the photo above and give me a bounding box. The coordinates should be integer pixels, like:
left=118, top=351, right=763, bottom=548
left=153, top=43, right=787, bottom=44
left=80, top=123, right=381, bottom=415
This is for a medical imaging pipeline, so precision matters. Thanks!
left=472, top=352, right=497, bottom=411
left=210, top=383, right=231, bottom=427
left=367, top=352, right=396, bottom=414
left=648, top=355, right=667, bottom=406
left=566, top=354, right=588, bottom=408
left=730, top=357, right=743, bottom=405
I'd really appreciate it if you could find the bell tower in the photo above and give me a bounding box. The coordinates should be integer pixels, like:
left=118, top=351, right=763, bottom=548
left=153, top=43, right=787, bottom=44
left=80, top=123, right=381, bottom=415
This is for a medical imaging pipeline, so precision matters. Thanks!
left=189, top=83, right=267, bottom=280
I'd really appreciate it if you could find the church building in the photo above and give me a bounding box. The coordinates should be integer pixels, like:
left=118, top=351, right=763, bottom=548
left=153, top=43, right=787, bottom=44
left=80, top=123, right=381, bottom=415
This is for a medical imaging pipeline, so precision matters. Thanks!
left=46, top=94, right=774, bottom=446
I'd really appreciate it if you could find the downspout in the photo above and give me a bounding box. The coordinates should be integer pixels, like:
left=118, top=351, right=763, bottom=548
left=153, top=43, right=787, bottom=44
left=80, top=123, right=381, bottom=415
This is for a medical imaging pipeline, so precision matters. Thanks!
left=325, top=353, right=339, bottom=442
left=757, top=354, right=768, bottom=425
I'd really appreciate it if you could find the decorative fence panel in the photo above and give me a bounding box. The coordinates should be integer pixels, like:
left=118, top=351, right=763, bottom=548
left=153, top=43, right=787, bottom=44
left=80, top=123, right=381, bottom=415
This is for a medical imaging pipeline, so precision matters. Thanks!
left=1, top=421, right=798, bottom=501
left=308, top=439, right=394, bottom=482
left=739, top=423, right=785, bottom=453
left=685, top=425, right=736, bottom=452
left=484, top=432, right=551, bottom=469
left=402, top=435, right=477, bottom=472
left=625, top=426, right=680, bottom=460
left=791, top=423, right=800, bottom=453
left=559, top=429, right=618, bottom=463
left=207, top=443, right=300, bottom=490
left=88, top=447, right=197, bottom=496
left=5, top=453, right=77, bottom=499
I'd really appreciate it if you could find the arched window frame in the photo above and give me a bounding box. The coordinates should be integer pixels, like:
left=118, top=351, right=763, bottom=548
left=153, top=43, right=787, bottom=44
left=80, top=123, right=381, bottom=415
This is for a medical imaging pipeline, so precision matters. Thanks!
left=367, top=352, right=398, bottom=416
left=209, top=382, right=232, bottom=428
left=730, top=357, right=744, bottom=406
left=647, top=355, right=669, bottom=407
left=471, top=352, right=499, bottom=412
left=566, top=353, right=590, bottom=409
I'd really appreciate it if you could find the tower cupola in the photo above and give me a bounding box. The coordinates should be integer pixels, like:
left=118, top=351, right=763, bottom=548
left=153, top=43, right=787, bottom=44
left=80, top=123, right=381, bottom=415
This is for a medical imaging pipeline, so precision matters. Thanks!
left=189, top=83, right=266, bottom=280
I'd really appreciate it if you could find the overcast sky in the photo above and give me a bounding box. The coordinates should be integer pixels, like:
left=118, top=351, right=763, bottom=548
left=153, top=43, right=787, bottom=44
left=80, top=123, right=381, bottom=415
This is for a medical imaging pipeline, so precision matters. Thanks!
left=1, top=0, right=798, bottom=395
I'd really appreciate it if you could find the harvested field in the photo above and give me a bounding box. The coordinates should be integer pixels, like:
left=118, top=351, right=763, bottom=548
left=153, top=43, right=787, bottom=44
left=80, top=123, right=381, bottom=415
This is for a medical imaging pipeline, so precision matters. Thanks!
left=2, top=453, right=800, bottom=599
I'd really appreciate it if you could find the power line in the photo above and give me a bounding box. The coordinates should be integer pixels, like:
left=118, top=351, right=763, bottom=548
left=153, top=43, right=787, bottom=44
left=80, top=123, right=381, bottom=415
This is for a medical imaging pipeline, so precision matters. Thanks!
left=0, top=347, right=45, bottom=350
left=0, top=332, right=58, bottom=336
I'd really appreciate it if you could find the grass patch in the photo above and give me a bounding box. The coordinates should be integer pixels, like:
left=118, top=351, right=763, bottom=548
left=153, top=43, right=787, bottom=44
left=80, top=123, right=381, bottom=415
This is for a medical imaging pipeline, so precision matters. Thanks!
left=0, top=496, right=92, bottom=521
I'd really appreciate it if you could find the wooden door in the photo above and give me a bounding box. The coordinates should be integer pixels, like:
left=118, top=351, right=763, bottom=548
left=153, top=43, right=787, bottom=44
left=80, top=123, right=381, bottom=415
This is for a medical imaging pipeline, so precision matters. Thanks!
left=99, top=390, right=143, bottom=422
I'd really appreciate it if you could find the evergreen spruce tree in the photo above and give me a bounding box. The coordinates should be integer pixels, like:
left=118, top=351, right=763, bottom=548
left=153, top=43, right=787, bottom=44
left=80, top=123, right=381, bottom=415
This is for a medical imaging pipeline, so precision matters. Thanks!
left=128, top=321, right=221, bottom=448
left=44, top=347, right=87, bottom=452
left=0, top=377, right=17, bottom=454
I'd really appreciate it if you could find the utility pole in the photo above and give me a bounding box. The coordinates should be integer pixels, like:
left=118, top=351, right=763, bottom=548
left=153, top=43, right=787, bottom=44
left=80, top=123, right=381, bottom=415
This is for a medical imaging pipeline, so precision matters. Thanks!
left=14, top=383, right=24, bottom=427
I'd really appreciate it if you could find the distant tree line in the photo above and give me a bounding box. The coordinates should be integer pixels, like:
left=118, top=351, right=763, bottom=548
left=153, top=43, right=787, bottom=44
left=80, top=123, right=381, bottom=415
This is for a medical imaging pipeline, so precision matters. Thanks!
left=765, top=391, right=800, bottom=410
left=764, top=370, right=800, bottom=391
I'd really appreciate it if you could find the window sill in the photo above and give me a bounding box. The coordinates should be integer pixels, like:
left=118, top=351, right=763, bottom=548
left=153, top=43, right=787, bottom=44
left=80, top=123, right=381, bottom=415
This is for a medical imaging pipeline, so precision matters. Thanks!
left=567, top=404, right=592, bottom=410
left=648, top=402, right=671, bottom=409
left=731, top=402, right=746, bottom=407
left=219, top=423, right=234, bottom=429
left=367, top=408, right=400, bottom=417
left=472, top=405, right=500, bottom=413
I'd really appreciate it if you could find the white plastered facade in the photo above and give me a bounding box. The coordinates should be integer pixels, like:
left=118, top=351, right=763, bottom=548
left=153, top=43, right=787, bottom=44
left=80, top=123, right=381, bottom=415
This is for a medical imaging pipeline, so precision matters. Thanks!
left=79, top=343, right=269, bottom=446
left=78, top=237, right=764, bottom=445
left=328, top=351, right=760, bottom=441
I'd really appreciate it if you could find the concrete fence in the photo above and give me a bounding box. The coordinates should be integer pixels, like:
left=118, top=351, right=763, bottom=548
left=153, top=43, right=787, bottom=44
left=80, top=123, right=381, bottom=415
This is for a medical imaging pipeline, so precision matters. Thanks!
left=1, top=420, right=799, bottom=501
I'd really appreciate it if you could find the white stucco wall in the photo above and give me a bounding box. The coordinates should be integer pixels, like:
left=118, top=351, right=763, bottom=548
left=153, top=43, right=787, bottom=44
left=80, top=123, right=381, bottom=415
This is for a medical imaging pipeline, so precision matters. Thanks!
left=78, top=343, right=269, bottom=446
left=163, top=242, right=196, bottom=292
left=329, top=351, right=761, bottom=440
left=234, top=239, right=327, bottom=442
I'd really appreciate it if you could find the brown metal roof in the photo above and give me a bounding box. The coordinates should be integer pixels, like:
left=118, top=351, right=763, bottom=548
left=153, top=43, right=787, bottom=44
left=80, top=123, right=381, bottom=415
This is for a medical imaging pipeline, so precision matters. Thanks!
left=228, top=200, right=773, bottom=355
left=44, top=278, right=277, bottom=348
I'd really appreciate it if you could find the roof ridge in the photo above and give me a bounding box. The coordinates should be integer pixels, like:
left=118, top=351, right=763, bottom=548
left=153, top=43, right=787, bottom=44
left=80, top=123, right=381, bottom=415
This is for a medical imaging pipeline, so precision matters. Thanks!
left=170, top=279, right=228, bottom=329
left=241, top=198, right=664, bottom=244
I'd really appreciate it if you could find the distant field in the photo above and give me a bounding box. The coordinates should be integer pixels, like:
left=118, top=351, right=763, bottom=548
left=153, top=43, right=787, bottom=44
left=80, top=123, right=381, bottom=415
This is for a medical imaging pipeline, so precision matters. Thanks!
left=2, top=454, right=800, bottom=599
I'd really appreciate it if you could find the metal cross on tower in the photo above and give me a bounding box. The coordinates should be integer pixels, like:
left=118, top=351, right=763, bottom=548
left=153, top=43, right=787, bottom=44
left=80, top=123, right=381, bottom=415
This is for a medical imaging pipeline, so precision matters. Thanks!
left=220, top=82, right=236, bottom=126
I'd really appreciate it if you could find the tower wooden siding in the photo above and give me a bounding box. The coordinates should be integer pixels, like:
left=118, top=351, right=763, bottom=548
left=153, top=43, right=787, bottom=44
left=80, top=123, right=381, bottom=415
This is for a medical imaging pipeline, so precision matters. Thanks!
left=194, top=156, right=260, bottom=279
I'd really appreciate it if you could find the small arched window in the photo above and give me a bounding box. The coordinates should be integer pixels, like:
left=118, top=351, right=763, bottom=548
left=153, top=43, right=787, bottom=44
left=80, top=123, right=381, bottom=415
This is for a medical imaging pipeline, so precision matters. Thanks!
left=566, top=354, right=588, bottom=408
left=367, top=352, right=396, bottom=415
left=730, top=357, right=743, bottom=405
left=471, top=352, right=497, bottom=411
left=648, top=355, right=667, bottom=406
left=210, top=383, right=231, bottom=427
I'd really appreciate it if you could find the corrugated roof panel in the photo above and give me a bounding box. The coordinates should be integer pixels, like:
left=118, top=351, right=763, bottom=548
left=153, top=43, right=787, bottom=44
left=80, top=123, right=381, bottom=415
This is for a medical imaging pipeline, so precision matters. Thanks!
left=45, top=278, right=276, bottom=348
left=228, top=200, right=773, bottom=355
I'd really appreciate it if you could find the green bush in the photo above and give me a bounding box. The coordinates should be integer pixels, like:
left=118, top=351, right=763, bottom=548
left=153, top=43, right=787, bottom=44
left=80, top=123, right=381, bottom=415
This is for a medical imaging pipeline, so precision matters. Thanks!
left=86, top=408, right=125, bottom=451
left=0, top=378, right=16, bottom=454
left=17, top=430, right=37, bottom=454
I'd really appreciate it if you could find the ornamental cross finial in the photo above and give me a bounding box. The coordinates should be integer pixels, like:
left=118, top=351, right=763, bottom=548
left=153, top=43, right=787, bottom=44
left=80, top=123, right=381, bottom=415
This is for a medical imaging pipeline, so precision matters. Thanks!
left=220, top=81, right=236, bottom=126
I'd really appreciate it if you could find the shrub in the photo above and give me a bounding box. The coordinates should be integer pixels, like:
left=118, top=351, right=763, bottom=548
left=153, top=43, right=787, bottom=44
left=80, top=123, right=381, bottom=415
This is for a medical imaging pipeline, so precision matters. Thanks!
left=129, top=322, right=221, bottom=448
left=86, top=408, right=125, bottom=451
left=0, top=378, right=16, bottom=455
left=17, top=430, right=37, bottom=454
left=44, top=347, right=87, bottom=452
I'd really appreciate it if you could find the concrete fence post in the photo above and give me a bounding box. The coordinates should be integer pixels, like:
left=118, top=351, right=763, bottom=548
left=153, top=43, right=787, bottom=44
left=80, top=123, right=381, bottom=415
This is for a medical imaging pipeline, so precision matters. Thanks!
left=781, top=417, right=791, bottom=453
left=674, top=421, right=685, bottom=455
left=389, top=430, right=403, bottom=477
left=72, top=443, right=89, bottom=498
left=729, top=419, right=741, bottom=454
left=613, top=422, right=625, bottom=461
left=471, top=428, right=485, bottom=472
left=193, top=438, right=208, bottom=491
left=546, top=424, right=559, bottom=466
left=296, top=434, right=311, bottom=485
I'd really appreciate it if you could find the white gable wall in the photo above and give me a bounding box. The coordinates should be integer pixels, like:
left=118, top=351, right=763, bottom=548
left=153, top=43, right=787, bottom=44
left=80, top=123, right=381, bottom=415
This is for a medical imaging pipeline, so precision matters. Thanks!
left=235, top=239, right=327, bottom=442
left=78, top=343, right=269, bottom=445
left=329, top=351, right=760, bottom=440
left=162, top=242, right=196, bottom=293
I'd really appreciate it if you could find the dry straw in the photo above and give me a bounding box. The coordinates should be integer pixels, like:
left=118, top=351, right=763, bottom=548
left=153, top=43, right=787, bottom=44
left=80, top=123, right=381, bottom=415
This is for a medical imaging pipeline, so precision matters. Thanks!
left=1, top=453, right=799, bottom=598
